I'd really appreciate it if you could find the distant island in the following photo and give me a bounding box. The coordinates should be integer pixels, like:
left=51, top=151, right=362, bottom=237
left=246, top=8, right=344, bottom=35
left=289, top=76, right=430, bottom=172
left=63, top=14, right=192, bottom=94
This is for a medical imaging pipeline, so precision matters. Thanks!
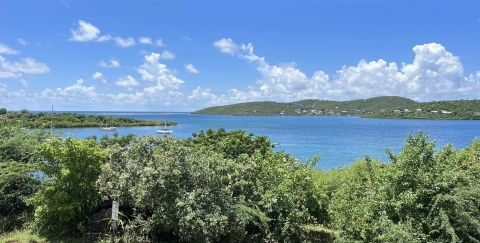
left=0, top=109, right=177, bottom=129
left=193, top=96, right=480, bottom=120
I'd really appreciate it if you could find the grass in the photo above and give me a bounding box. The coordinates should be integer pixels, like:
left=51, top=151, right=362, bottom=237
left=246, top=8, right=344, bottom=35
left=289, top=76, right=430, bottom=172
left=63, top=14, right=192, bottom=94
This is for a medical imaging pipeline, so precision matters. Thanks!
left=0, top=230, right=45, bottom=243
left=0, top=230, right=132, bottom=243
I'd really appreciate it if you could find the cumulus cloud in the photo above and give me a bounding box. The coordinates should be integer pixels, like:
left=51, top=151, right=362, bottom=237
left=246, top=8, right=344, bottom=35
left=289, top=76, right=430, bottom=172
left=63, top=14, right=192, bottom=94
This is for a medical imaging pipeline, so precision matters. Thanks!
left=137, top=52, right=184, bottom=90
left=116, top=75, right=139, bottom=87
left=69, top=20, right=100, bottom=42
left=161, top=50, right=175, bottom=59
left=115, top=37, right=136, bottom=48
left=215, top=39, right=480, bottom=102
left=139, top=37, right=153, bottom=45
left=0, top=55, right=49, bottom=75
left=92, top=72, right=107, bottom=85
left=98, top=59, right=120, bottom=68
left=0, top=44, right=19, bottom=55
left=17, top=38, right=27, bottom=45
left=185, top=63, right=199, bottom=74
left=155, top=39, right=166, bottom=47
left=213, top=38, right=239, bottom=55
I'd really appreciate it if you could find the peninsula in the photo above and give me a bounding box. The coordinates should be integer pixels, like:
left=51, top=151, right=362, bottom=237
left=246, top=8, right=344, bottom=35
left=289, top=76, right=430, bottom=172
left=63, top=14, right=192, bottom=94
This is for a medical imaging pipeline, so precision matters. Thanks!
left=0, top=109, right=177, bottom=129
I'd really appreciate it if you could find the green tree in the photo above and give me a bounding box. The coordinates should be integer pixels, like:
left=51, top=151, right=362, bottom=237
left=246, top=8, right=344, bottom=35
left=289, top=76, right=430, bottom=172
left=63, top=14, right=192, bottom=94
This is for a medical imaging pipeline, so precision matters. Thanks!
left=31, top=137, right=106, bottom=237
left=185, top=128, right=274, bottom=159
left=0, top=108, right=6, bottom=115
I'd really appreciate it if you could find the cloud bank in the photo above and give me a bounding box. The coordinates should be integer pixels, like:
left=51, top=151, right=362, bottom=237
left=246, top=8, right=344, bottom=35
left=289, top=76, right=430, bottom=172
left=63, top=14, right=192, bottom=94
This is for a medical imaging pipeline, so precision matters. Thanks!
left=1, top=38, right=479, bottom=111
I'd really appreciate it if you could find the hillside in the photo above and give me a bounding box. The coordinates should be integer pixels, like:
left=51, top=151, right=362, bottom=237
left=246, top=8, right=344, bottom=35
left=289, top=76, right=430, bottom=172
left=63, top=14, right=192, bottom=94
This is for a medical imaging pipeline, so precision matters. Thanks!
left=193, top=96, right=480, bottom=120
left=193, top=96, right=417, bottom=116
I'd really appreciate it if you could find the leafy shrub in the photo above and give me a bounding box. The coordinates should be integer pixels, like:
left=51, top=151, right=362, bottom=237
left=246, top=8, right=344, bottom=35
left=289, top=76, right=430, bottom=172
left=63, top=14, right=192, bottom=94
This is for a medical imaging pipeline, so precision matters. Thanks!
left=30, top=138, right=106, bottom=237
left=0, top=161, right=41, bottom=232
left=97, top=132, right=324, bottom=242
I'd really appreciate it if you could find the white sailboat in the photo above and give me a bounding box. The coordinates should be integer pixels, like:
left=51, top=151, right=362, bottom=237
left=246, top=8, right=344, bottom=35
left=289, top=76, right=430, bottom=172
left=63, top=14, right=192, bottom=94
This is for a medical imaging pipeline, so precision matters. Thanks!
left=156, top=112, right=172, bottom=135
left=102, top=117, right=116, bottom=131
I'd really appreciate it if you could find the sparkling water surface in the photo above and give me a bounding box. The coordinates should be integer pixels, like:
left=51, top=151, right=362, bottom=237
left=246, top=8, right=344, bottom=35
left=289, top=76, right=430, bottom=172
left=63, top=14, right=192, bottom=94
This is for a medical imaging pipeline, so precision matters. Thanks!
left=52, top=112, right=480, bottom=170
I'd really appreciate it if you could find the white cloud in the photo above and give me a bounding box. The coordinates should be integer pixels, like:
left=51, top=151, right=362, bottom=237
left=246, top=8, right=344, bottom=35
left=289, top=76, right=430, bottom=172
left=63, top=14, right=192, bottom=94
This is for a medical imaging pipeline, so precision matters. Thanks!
left=0, top=44, right=19, bottom=55
left=97, top=34, right=113, bottom=42
left=137, top=52, right=185, bottom=91
left=116, top=75, right=139, bottom=87
left=155, top=39, right=166, bottom=47
left=0, top=55, right=50, bottom=74
left=69, top=20, right=100, bottom=42
left=216, top=40, right=480, bottom=102
left=98, top=59, right=120, bottom=68
left=185, top=63, right=199, bottom=74
left=37, top=79, right=103, bottom=107
left=161, top=50, right=175, bottom=59
left=115, top=37, right=135, bottom=48
left=92, top=72, right=107, bottom=85
left=18, top=38, right=27, bottom=45
left=139, top=37, right=153, bottom=45
left=0, top=71, right=19, bottom=79
left=213, top=38, right=239, bottom=55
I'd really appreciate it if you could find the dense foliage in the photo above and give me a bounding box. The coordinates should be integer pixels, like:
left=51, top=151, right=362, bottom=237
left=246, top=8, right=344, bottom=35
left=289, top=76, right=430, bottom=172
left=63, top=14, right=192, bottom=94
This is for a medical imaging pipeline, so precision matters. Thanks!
left=2, top=122, right=480, bottom=242
left=1, top=110, right=176, bottom=128
left=97, top=130, right=323, bottom=242
left=0, top=161, right=41, bottom=232
left=0, top=122, right=46, bottom=232
left=30, top=138, right=106, bottom=237
left=328, top=132, right=480, bottom=242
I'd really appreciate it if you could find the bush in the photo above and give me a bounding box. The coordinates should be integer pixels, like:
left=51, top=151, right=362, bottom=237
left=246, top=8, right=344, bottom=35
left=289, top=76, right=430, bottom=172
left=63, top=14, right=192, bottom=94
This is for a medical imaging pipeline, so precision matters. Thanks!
left=0, top=161, right=41, bottom=232
left=30, top=138, right=106, bottom=237
left=97, top=132, right=324, bottom=242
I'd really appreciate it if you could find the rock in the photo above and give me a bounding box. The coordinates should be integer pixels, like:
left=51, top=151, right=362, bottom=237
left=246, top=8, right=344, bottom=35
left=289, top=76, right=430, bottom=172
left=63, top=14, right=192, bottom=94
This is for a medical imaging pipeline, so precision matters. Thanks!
left=87, top=208, right=112, bottom=233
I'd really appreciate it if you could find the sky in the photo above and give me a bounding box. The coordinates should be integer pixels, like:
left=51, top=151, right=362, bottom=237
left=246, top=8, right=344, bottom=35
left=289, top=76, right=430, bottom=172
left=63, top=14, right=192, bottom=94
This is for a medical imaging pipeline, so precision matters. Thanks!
left=1, top=0, right=480, bottom=112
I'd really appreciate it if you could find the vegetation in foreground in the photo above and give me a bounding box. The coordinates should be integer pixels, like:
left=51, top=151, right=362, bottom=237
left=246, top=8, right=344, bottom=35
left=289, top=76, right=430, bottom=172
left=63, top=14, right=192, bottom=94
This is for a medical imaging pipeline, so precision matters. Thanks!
left=193, top=96, right=480, bottom=120
left=1, top=119, right=480, bottom=242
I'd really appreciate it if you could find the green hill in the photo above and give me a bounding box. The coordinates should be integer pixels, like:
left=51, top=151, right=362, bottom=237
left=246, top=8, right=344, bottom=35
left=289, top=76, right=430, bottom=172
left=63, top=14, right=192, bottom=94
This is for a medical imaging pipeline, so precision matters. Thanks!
left=193, top=96, right=417, bottom=116
left=193, top=96, right=480, bottom=120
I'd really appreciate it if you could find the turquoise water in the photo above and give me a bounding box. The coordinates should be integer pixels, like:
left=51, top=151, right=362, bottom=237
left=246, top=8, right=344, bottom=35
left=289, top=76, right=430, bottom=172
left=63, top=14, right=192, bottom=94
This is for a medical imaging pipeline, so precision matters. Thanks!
left=53, top=112, right=480, bottom=170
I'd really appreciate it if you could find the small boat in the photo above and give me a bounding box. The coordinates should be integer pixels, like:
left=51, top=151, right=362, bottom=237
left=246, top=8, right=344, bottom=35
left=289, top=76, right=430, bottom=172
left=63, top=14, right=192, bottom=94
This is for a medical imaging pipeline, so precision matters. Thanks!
left=156, top=112, right=172, bottom=135
left=102, top=118, right=116, bottom=131
left=156, top=127, right=173, bottom=135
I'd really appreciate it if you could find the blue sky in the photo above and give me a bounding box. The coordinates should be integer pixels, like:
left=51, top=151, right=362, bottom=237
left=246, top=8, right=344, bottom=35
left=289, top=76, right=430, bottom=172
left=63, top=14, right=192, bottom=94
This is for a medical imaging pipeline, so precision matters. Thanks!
left=1, top=0, right=479, bottom=111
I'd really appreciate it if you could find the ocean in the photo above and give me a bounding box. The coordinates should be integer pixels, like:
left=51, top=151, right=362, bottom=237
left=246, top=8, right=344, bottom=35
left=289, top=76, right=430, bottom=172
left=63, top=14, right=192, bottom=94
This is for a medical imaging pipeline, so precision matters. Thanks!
left=53, top=112, right=480, bottom=170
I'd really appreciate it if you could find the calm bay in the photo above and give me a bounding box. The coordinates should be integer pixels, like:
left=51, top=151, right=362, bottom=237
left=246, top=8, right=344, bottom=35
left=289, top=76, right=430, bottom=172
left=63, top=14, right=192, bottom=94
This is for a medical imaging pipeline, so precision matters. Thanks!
left=53, top=112, right=480, bottom=170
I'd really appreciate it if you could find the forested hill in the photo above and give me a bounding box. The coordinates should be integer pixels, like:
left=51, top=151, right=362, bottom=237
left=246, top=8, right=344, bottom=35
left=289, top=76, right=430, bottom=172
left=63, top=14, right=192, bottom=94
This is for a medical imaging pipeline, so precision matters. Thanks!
left=193, top=96, right=417, bottom=116
left=193, top=96, right=480, bottom=120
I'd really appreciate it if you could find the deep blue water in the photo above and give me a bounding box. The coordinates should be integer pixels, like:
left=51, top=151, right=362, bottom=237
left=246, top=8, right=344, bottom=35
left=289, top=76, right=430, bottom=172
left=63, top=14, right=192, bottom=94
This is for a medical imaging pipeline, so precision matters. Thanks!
left=52, top=112, right=480, bottom=170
